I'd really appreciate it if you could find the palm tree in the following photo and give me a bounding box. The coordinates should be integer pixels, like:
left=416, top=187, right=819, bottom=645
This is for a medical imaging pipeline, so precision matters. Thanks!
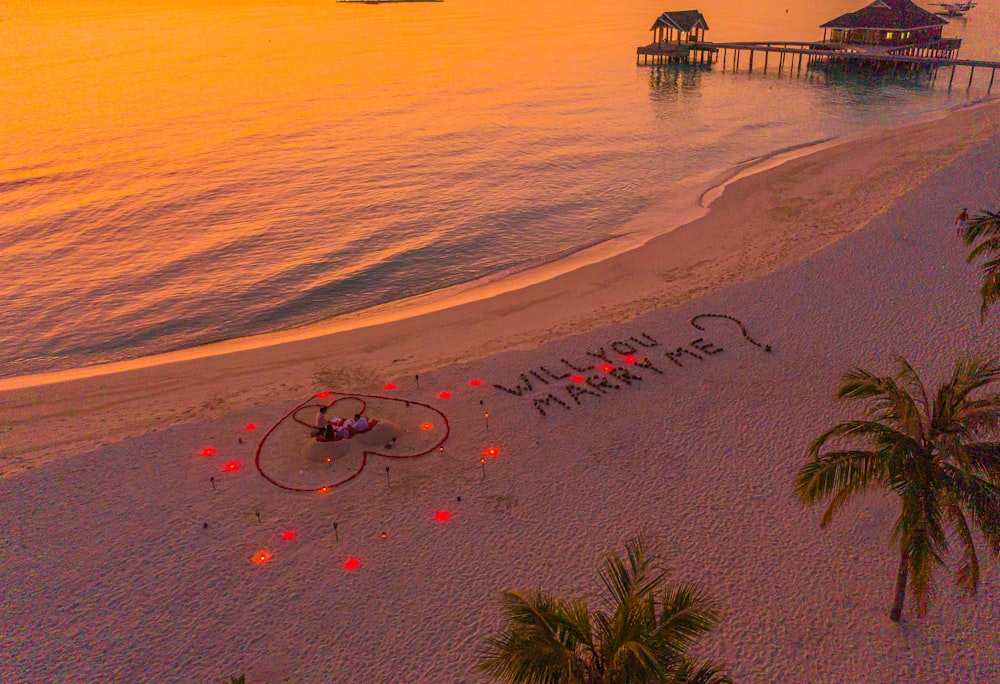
left=796, top=356, right=1000, bottom=622
left=478, top=533, right=730, bottom=684
left=957, top=207, right=1000, bottom=319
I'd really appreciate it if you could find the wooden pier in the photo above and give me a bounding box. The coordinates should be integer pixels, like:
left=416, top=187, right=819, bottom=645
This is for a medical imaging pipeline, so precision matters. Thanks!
left=685, top=41, right=1000, bottom=93
left=637, top=2, right=1000, bottom=93
left=637, top=40, right=717, bottom=65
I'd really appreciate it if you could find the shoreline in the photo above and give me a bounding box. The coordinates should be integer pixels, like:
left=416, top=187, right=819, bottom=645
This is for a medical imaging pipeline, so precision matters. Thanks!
left=3, top=103, right=1000, bottom=681
left=2, top=99, right=998, bottom=475
left=0, top=102, right=982, bottom=393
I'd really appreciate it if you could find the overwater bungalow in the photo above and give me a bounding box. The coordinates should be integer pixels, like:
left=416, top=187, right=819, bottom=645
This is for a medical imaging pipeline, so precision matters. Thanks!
left=820, top=0, right=961, bottom=58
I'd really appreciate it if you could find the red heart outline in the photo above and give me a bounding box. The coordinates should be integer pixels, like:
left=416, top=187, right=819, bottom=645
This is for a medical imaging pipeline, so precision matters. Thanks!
left=254, top=392, right=450, bottom=492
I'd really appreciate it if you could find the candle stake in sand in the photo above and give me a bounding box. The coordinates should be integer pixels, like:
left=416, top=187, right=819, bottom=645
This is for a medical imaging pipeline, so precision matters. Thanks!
left=481, top=457, right=486, bottom=479
left=255, top=510, right=261, bottom=524
left=485, top=411, right=489, bottom=431
left=210, top=476, right=215, bottom=491
left=333, top=522, right=339, bottom=542
left=385, top=466, right=390, bottom=487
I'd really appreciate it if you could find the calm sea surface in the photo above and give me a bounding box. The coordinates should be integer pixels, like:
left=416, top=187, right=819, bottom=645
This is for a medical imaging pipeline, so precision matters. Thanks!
left=2, top=0, right=998, bottom=379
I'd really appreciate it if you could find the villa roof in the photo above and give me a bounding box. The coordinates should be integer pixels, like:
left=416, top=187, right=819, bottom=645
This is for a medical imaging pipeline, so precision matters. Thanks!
left=650, top=10, right=709, bottom=33
left=820, top=0, right=946, bottom=30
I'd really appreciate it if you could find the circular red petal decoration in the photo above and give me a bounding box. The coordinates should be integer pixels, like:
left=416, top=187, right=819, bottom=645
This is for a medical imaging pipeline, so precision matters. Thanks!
left=201, top=447, right=216, bottom=457
left=421, top=422, right=434, bottom=430
left=344, top=557, right=361, bottom=571
left=383, top=383, right=397, bottom=391
left=281, top=531, right=297, bottom=541
left=438, top=391, right=451, bottom=399
left=223, top=461, right=241, bottom=472
left=601, top=365, right=614, bottom=372
left=624, top=356, right=637, bottom=364
left=469, top=379, right=482, bottom=387
left=244, top=423, right=257, bottom=431
left=315, top=391, right=331, bottom=399
left=434, top=511, right=451, bottom=522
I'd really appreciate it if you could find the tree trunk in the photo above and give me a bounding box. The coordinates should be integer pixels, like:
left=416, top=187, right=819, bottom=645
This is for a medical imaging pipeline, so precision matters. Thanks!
left=889, top=547, right=909, bottom=622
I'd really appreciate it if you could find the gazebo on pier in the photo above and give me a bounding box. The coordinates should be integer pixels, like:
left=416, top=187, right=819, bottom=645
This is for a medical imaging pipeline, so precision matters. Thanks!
left=637, top=10, right=715, bottom=65
left=650, top=10, right=709, bottom=44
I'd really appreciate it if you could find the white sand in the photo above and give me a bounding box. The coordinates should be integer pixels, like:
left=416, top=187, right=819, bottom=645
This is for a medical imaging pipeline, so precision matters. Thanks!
left=2, top=102, right=999, bottom=682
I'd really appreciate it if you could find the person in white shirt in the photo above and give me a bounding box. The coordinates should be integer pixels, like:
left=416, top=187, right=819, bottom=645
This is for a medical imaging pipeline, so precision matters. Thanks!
left=350, top=414, right=369, bottom=434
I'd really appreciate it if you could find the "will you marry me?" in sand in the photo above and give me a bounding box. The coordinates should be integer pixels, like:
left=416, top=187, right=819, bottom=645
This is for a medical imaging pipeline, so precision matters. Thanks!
left=492, top=314, right=772, bottom=416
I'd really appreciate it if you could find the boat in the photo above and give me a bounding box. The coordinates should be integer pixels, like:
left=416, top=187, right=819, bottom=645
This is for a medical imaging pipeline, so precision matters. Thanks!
left=930, top=1, right=977, bottom=16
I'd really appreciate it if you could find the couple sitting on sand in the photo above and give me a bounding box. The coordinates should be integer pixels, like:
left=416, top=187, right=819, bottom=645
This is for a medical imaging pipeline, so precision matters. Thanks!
left=315, top=406, right=371, bottom=441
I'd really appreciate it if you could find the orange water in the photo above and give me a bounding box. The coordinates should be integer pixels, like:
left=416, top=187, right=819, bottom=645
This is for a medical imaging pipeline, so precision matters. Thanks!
left=2, top=0, right=995, bottom=378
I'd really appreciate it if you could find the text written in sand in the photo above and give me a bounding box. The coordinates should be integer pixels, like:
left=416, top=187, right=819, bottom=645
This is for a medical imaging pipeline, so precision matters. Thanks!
left=492, top=314, right=771, bottom=416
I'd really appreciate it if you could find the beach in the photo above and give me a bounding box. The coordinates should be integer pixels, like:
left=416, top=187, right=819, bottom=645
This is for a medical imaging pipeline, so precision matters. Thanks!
left=2, top=100, right=1000, bottom=681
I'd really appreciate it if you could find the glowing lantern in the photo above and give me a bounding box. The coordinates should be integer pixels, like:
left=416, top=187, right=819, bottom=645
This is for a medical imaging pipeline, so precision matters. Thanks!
left=421, top=422, right=434, bottom=430
left=282, top=531, right=297, bottom=541
left=438, top=391, right=451, bottom=399
left=571, top=375, right=585, bottom=383
left=244, top=423, right=257, bottom=431
left=483, top=447, right=500, bottom=458
left=253, top=549, right=272, bottom=565
left=201, top=447, right=216, bottom=457
left=469, top=379, right=482, bottom=387
left=319, top=486, right=329, bottom=493
left=381, top=532, right=387, bottom=539
left=601, top=365, right=614, bottom=373
left=623, top=356, right=637, bottom=364
left=344, top=557, right=361, bottom=571
left=434, top=511, right=451, bottom=522
left=223, top=461, right=241, bottom=472
left=384, top=383, right=397, bottom=391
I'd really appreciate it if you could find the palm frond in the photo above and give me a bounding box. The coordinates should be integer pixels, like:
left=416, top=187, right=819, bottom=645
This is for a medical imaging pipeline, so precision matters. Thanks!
left=479, top=533, right=729, bottom=682
left=807, top=420, right=916, bottom=459
left=944, top=465, right=1000, bottom=556
left=896, top=497, right=949, bottom=618
left=478, top=590, right=586, bottom=683
left=949, top=356, right=1000, bottom=405
left=960, top=208, right=1000, bottom=244
left=941, top=492, right=981, bottom=596
left=653, top=583, right=723, bottom=652
left=672, top=660, right=734, bottom=684
left=895, top=356, right=931, bottom=428
left=955, top=398, right=1000, bottom=438
left=956, top=442, right=1000, bottom=478
left=795, top=448, right=887, bottom=513
left=837, top=368, right=922, bottom=435
left=933, top=356, right=1000, bottom=433
left=980, top=273, right=1000, bottom=321
left=599, top=532, right=668, bottom=613
left=966, top=236, right=1000, bottom=263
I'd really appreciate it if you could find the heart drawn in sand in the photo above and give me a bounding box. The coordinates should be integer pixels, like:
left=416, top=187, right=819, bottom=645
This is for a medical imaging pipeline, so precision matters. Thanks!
left=254, top=391, right=450, bottom=492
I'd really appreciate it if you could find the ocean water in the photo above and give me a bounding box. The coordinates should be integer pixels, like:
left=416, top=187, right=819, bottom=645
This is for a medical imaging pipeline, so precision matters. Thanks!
left=2, top=0, right=997, bottom=380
